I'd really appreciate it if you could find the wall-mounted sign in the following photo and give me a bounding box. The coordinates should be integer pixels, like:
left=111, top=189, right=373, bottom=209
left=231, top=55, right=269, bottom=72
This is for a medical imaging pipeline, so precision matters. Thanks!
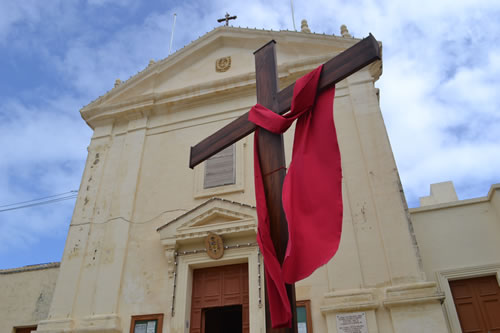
left=205, top=232, right=224, bottom=259
left=133, top=320, right=156, bottom=333
left=336, top=311, right=368, bottom=333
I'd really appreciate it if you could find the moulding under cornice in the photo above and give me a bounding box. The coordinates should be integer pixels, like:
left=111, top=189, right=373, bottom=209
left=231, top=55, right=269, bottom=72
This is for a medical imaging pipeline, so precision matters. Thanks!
left=159, top=223, right=257, bottom=251
left=382, top=281, right=445, bottom=308
left=382, top=293, right=445, bottom=308
left=0, top=262, right=60, bottom=274
left=320, top=301, right=379, bottom=314
left=77, top=314, right=121, bottom=332
left=81, top=26, right=367, bottom=114
left=35, top=318, right=74, bottom=331
left=81, top=53, right=375, bottom=129
left=158, top=199, right=257, bottom=249
left=321, top=288, right=379, bottom=314
left=320, top=281, right=444, bottom=313
left=435, top=263, right=500, bottom=291
left=175, top=220, right=256, bottom=241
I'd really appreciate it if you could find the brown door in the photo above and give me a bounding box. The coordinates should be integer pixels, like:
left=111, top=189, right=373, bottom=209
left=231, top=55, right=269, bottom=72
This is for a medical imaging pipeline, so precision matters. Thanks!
left=450, top=275, right=500, bottom=332
left=190, top=263, right=249, bottom=333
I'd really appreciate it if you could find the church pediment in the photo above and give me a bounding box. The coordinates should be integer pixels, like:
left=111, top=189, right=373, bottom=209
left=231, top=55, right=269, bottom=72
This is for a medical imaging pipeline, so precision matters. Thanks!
left=157, top=197, right=256, bottom=246
left=80, top=26, right=371, bottom=129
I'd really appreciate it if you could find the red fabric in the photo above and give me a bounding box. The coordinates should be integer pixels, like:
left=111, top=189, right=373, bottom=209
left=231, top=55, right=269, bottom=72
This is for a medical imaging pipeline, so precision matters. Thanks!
left=249, top=65, right=343, bottom=328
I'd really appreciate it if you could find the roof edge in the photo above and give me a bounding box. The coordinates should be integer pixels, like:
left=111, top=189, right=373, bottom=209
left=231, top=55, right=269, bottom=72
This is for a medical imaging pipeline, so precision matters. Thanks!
left=80, top=26, right=364, bottom=116
left=0, top=262, right=60, bottom=275
left=409, top=183, right=500, bottom=213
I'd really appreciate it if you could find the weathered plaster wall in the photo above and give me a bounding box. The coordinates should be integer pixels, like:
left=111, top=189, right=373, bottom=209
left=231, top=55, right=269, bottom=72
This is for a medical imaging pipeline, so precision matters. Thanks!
left=412, top=191, right=500, bottom=275
left=0, top=263, right=59, bottom=332
left=410, top=183, right=500, bottom=332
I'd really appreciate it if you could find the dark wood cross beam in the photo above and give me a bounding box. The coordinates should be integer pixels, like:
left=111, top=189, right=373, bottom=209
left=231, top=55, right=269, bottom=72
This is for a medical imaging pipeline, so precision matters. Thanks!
left=189, top=34, right=381, bottom=333
left=217, top=12, right=237, bottom=26
left=190, top=34, right=380, bottom=168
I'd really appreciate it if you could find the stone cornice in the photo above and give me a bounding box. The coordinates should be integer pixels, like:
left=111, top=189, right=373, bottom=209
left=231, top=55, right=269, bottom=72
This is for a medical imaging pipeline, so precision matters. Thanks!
left=321, top=288, right=379, bottom=314
left=382, top=281, right=445, bottom=308
left=383, top=294, right=445, bottom=308
left=81, top=55, right=362, bottom=129
left=0, top=262, right=60, bottom=274
left=161, top=220, right=256, bottom=247
left=410, top=183, right=500, bottom=213
left=320, top=282, right=445, bottom=314
left=80, top=26, right=382, bottom=129
left=81, top=26, right=363, bottom=109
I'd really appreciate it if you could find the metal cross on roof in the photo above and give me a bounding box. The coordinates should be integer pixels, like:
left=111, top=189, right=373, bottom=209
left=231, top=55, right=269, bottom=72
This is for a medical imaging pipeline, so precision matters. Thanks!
left=217, top=12, right=237, bottom=26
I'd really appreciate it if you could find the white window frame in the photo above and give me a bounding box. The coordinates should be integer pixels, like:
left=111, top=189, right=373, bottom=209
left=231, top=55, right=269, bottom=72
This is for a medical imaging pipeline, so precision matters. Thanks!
left=193, top=139, right=245, bottom=198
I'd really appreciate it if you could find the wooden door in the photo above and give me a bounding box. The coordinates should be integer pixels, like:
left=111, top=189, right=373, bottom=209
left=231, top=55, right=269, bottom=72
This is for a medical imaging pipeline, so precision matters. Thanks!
left=450, top=275, right=500, bottom=332
left=190, top=263, right=249, bottom=333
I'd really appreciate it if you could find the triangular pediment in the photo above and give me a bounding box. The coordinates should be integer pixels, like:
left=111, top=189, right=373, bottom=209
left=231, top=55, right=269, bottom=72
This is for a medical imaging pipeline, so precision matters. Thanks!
left=188, top=211, right=240, bottom=227
left=177, top=206, right=253, bottom=231
left=80, top=26, right=373, bottom=128
left=157, top=198, right=256, bottom=246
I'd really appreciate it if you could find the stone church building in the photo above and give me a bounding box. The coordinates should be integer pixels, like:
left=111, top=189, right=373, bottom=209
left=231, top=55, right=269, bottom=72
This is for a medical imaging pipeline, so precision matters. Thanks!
left=1, top=25, right=499, bottom=333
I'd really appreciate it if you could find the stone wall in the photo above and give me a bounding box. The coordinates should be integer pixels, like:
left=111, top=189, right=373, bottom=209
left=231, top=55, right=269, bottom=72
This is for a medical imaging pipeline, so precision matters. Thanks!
left=0, top=263, right=59, bottom=333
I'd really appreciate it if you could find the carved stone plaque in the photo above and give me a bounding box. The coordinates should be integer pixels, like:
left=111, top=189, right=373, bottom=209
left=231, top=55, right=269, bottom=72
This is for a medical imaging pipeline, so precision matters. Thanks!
left=215, top=56, right=231, bottom=72
left=336, top=312, right=368, bottom=333
left=205, top=232, right=224, bottom=259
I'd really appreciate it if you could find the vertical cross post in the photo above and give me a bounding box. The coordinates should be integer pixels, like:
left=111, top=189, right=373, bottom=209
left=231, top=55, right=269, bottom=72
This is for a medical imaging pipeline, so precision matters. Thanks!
left=254, top=40, right=297, bottom=333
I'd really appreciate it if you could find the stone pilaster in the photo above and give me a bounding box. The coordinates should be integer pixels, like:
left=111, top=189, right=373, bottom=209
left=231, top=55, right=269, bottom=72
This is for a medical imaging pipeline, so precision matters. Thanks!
left=37, top=112, right=149, bottom=332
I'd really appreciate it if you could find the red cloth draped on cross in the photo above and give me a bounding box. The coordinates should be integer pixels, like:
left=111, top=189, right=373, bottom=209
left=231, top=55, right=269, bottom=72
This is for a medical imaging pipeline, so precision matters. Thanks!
left=249, top=65, right=343, bottom=328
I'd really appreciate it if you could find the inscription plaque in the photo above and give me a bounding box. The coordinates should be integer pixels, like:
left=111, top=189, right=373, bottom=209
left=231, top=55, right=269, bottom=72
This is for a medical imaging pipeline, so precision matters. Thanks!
left=336, top=312, right=368, bottom=333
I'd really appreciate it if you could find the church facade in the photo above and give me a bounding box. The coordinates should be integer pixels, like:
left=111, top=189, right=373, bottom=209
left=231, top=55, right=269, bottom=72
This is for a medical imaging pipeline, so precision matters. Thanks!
left=2, top=25, right=499, bottom=333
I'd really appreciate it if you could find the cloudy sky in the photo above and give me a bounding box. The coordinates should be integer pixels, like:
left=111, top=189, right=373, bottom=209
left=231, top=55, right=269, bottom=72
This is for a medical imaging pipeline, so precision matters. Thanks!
left=0, top=0, right=499, bottom=269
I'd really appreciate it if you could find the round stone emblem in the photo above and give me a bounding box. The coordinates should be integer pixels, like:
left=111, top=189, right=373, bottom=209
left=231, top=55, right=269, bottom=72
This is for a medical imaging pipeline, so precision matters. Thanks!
left=205, top=232, right=224, bottom=259
left=215, top=56, right=231, bottom=72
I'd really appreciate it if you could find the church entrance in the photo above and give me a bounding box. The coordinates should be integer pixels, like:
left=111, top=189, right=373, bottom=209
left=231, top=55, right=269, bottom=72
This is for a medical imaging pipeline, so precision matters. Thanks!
left=190, top=263, right=249, bottom=333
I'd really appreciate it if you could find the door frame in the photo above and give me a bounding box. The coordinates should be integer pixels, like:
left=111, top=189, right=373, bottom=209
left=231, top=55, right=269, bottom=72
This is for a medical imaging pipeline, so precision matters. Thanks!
left=171, top=246, right=265, bottom=333
left=436, top=263, right=500, bottom=333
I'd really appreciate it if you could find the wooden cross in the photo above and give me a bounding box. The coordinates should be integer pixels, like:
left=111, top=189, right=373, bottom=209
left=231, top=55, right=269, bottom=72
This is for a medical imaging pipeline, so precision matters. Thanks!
left=217, top=12, right=237, bottom=26
left=189, top=34, right=381, bottom=333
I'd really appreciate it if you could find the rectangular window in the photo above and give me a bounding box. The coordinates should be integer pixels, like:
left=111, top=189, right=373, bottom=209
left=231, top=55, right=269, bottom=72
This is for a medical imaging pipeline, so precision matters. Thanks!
left=130, top=314, right=164, bottom=333
left=204, top=144, right=235, bottom=188
left=297, top=300, right=313, bottom=333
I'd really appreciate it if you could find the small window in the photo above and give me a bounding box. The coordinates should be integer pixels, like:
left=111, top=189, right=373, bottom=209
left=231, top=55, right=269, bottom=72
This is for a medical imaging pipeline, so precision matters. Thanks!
left=193, top=140, right=245, bottom=198
left=204, top=144, right=235, bottom=188
left=297, top=300, right=313, bottom=333
left=130, top=314, right=163, bottom=333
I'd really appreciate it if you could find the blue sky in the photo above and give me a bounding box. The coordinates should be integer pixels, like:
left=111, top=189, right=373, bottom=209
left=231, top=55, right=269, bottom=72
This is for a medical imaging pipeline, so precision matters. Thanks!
left=1, top=0, right=499, bottom=269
